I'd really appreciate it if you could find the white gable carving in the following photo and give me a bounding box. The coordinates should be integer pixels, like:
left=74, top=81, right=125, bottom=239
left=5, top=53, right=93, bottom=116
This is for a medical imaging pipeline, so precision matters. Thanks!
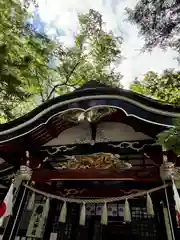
left=44, top=122, right=152, bottom=146
left=96, top=122, right=152, bottom=142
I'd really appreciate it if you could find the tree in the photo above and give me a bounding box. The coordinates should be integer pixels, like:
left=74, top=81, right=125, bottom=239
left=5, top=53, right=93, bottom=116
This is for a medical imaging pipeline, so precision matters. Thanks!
left=130, top=70, right=180, bottom=155
left=126, top=0, right=180, bottom=54
left=157, top=118, right=180, bottom=155
left=130, top=69, right=180, bottom=104
left=0, top=6, right=123, bottom=122
left=45, top=9, right=123, bottom=99
left=127, top=1, right=180, bottom=154
left=0, top=0, right=55, bottom=122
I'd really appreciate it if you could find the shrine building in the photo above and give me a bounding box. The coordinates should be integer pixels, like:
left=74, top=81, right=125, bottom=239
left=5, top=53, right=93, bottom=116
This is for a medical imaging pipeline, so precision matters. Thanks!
left=0, top=81, right=179, bottom=240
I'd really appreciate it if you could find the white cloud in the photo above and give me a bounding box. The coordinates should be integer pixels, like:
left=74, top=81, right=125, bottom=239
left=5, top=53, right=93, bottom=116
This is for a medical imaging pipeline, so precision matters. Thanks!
left=36, top=0, right=179, bottom=88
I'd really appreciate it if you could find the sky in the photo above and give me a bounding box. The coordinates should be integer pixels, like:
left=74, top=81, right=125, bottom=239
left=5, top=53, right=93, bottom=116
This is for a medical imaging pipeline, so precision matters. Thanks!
left=34, top=0, right=179, bottom=88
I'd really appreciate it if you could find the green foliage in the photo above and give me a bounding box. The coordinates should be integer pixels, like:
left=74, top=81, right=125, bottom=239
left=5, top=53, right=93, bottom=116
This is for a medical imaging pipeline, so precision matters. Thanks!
left=126, top=0, right=180, bottom=53
left=47, top=9, right=123, bottom=99
left=157, top=119, right=180, bottom=155
left=127, top=0, right=180, bottom=154
left=0, top=5, right=123, bottom=122
left=130, top=70, right=180, bottom=155
left=0, top=0, right=55, bottom=121
left=130, top=70, right=180, bottom=104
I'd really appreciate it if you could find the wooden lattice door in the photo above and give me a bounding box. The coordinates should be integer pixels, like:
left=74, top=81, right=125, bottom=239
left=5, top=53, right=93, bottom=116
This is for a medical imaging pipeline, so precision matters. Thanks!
left=45, top=200, right=168, bottom=240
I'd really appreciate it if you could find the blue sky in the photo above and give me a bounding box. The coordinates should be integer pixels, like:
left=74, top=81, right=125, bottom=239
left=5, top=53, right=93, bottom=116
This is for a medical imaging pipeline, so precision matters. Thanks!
left=31, top=0, right=179, bottom=88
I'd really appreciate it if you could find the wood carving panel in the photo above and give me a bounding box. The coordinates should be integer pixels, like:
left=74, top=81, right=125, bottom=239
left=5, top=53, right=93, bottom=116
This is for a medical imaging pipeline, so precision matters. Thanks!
left=50, top=153, right=132, bottom=170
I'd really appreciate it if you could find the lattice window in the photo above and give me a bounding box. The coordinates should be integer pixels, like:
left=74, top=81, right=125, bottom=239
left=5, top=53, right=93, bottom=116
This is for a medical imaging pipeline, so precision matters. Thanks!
left=131, top=206, right=154, bottom=219
left=51, top=202, right=78, bottom=239
left=131, top=206, right=157, bottom=239
left=86, top=203, right=124, bottom=217
left=64, top=223, right=73, bottom=239
left=51, top=202, right=61, bottom=233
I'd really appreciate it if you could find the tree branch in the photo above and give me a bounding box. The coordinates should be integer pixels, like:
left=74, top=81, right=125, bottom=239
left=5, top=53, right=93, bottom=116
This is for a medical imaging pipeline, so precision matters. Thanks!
left=47, top=84, right=61, bottom=100
left=37, top=76, right=45, bottom=102
left=47, top=60, right=81, bottom=100
left=66, top=60, right=81, bottom=81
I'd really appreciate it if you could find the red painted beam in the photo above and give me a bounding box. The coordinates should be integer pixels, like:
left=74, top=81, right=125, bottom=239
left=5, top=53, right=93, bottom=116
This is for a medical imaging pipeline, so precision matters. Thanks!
left=32, top=167, right=160, bottom=182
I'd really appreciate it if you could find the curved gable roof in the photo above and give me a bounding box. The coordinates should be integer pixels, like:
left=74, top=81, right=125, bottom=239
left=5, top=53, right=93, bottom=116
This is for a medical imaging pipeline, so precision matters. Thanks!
left=0, top=81, right=179, bottom=145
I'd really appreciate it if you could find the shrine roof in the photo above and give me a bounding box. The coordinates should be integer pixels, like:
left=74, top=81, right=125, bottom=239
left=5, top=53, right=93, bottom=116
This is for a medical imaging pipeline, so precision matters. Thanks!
left=0, top=81, right=179, bottom=181
left=0, top=81, right=178, bottom=152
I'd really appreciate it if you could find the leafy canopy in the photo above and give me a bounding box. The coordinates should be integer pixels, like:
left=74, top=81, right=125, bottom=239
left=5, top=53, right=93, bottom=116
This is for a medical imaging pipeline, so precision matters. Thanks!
left=130, top=69, right=180, bottom=104
left=46, top=9, right=123, bottom=99
left=157, top=119, right=180, bottom=155
left=126, top=0, right=180, bottom=54
left=0, top=3, right=123, bottom=122
left=130, top=70, right=180, bottom=155
left=127, top=0, right=180, bottom=154
left=0, top=0, right=55, bottom=122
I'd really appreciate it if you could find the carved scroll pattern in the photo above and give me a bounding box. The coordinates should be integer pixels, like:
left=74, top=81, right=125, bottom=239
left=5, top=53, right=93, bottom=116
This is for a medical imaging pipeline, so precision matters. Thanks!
left=109, top=142, right=155, bottom=151
left=41, top=146, right=76, bottom=155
